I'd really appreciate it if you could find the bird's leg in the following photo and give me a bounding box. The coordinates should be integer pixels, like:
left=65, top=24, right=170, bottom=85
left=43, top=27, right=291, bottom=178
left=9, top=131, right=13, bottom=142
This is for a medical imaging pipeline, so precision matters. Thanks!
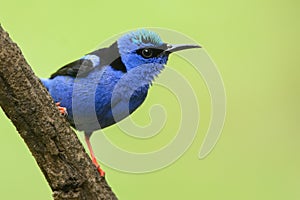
left=85, top=134, right=105, bottom=176
left=55, top=102, right=68, bottom=116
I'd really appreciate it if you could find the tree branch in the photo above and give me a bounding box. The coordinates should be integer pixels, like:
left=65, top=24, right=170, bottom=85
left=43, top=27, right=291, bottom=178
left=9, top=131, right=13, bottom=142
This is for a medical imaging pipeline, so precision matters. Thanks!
left=0, top=24, right=117, bottom=200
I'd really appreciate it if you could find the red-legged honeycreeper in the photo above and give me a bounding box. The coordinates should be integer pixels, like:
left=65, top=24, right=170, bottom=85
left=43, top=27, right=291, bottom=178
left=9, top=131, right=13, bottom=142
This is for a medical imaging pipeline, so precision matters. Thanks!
left=41, top=29, right=200, bottom=176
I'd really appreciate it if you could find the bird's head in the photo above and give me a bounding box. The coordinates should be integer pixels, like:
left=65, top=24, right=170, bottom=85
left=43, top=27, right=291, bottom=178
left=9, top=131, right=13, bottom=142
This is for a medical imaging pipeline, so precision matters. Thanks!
left=117, top=29, right=200, bottom=72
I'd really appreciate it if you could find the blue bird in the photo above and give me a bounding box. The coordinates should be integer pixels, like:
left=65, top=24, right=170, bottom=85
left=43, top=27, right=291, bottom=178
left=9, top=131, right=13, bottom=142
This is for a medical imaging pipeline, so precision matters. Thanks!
left=41, top=29, right=200, bottom=176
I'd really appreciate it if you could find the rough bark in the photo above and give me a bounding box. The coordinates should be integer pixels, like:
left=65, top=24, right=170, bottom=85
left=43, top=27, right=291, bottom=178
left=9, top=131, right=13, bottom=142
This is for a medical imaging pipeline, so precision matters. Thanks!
left=0, top=24, right=117, bottom=200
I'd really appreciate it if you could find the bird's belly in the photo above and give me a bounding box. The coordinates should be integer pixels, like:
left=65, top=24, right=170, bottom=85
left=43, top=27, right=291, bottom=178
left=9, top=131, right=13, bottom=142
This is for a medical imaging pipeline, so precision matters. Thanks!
left=96, top=87, right=148, bottom=129
left=70, top=84, right=148, bottom=132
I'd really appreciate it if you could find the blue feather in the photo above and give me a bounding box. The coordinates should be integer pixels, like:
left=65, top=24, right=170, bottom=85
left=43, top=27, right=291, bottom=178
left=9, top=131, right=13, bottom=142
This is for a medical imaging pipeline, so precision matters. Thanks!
left=40, top=29, right=200, bottom=175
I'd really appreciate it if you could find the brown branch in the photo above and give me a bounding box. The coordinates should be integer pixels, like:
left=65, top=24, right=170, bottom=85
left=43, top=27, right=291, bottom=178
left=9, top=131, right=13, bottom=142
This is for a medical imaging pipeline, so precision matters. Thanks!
left=0, top=24, right=117, bottom=200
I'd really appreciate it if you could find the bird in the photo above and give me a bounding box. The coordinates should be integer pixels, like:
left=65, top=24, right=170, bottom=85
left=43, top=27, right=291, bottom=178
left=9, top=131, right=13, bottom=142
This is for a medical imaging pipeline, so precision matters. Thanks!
left=41, top=29, right=200, bottom=176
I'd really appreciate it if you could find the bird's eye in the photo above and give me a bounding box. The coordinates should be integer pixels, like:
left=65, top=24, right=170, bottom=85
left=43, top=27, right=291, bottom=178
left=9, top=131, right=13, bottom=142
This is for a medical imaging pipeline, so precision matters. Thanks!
left=141, top=48, right=153, bottom=58
left=136, top=47, right=165, bottom=59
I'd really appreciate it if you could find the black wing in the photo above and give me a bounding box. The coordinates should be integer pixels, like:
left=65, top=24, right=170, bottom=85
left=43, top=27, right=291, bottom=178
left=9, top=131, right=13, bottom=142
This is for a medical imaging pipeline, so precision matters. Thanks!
left=50, top=41, right=126, bottom=79
left=50, top=59, right=94, bottom=78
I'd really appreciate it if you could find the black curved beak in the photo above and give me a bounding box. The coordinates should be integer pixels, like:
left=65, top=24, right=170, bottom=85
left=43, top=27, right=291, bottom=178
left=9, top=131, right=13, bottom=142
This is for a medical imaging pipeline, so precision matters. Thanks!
left=164, top=44, right=201, bottom=54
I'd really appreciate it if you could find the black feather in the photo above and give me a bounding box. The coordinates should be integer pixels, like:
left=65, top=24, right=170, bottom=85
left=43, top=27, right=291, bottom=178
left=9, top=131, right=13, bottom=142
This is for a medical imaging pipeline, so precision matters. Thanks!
left=50, top=41, right=126, bottom=79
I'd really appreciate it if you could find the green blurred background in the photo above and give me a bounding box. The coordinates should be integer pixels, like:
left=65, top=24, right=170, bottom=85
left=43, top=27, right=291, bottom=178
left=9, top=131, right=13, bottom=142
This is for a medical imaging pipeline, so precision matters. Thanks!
left=0, top=0, right=299, bottom=199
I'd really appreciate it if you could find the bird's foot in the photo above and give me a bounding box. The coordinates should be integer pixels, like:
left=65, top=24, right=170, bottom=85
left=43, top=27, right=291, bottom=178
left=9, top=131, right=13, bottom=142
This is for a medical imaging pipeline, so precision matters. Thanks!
left=55, top=102, right=68, bottom=116
left=92, top=158, right=105, bottom=176
left=95, top=164, right=105, bottom=177
left=85, top=134, right=105, bottom=177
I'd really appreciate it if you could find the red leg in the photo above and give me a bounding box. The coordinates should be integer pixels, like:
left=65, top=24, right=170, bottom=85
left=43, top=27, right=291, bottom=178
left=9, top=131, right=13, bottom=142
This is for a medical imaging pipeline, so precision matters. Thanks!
left=55, top=102, right=68, bottom=116
left=85, top=135, right=105, bottom=176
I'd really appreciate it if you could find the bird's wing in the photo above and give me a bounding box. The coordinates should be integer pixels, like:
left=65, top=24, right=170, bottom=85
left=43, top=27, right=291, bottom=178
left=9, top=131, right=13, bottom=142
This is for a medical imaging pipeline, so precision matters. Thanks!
left=50, top=41, right=126, bottom=79
left=50, top=58, right=95, bottom=78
